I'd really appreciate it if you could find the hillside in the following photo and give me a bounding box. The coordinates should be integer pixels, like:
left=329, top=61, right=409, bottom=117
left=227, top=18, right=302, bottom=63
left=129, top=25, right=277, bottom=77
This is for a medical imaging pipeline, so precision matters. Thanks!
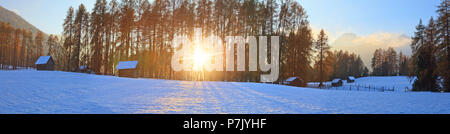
left=0, top=5, right=45, bottom=37
left=0, top=70, right=449, bottom=114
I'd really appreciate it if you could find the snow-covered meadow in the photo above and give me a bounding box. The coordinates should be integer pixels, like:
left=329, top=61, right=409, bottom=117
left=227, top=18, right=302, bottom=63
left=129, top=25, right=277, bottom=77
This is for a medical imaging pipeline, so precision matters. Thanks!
left=0, top=70, right=449, bottom=114
left=308, top=76, right=415, bottom=92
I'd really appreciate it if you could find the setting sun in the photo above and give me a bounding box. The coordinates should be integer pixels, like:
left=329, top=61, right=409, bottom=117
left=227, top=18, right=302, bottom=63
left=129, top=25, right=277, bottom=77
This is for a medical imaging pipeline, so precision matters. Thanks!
left=192, top=46, right=210, bottom=71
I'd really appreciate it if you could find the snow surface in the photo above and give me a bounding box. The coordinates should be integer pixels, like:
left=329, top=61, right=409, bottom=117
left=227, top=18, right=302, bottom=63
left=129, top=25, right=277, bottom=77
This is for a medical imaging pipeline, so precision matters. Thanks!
left=344, top=76, right=415, bottom=91
left=35, top=56, right=51, bottom=65
left=0, top=70, right=449, bottom=114
left=116, top=61, right=138, bottom=70
left=308, top=76, right=415, bottom=92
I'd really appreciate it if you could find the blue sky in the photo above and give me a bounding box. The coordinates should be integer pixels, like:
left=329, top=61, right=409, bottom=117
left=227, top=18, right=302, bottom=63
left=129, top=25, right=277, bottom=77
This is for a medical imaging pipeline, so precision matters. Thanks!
left=0, top=0, right=441, bottom=36
left=0, top=0, right=96, bottom=35
left=295, top=0, right=441, bottom=67
left=299, top=0, right=440, bottom=37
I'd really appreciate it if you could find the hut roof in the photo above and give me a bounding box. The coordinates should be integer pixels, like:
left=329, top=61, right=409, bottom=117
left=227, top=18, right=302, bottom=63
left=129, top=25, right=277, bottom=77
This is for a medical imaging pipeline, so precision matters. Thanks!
left=35, top=56, right=51, bottom=65
left=116, top=61, right=138, bottom=70
left=285, top=77, right=299, bottom=82
left=348, top=76, right=355, bottom=80
left=331, top=79, right=342, bottom=83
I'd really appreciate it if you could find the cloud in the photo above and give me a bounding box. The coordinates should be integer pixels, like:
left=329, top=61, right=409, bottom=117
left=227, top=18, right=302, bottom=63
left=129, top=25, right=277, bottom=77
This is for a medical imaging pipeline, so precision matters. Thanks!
left=311, top=25, right=338, bottom=43
left=330, top=32, right=412, bottom=70
left=352, top=33, right=411, bottom=48
left=310, top=25, right=355, bottom=43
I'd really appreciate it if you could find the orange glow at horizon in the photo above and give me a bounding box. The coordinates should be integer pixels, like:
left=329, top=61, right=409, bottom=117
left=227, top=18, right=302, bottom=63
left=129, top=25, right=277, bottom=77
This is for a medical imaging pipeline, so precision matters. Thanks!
left=192, top=45, right=210, bottom=71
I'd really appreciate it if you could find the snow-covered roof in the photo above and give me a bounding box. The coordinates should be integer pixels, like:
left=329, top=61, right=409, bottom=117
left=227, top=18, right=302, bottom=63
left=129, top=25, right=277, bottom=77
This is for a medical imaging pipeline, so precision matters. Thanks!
left=35, top=56, right=51, bottom=65
left=348, top=76, right=355, bottom=80
left=116, top=61, right=138, bottom=70
left=285, top=77, right=298, bottom=82
left=331, top=79, right=341, bottom=83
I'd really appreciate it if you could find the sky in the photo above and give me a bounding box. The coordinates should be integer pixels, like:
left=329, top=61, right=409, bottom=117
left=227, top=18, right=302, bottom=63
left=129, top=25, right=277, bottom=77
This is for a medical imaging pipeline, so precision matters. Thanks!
left=0, top=0, right=443, bottom=68
left=0, top=0, right=95, bottom=35
left=299, top=0, right=440, bottom=37
left=296, top=0, right=441, bottom=68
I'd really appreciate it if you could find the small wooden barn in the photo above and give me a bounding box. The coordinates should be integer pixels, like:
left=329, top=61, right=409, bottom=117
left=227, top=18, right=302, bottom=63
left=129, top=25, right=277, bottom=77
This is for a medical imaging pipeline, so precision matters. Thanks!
left=116, top=61, right=139, bottom=78
left=79, top=65, right=91, bottom=73
left=346, top=76, right=356, bottom=83
left=35, top=56, right=55, bottom=71
left=283, top=77, right=306, bottom=87
left=331, top=79, right=343, bottom=87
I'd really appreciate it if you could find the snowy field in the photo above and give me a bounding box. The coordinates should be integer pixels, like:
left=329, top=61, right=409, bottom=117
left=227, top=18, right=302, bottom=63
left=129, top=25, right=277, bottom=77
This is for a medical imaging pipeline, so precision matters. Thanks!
left=308, top=76, right=415, bottom=92
left=0, top=70, right=449, bottom=114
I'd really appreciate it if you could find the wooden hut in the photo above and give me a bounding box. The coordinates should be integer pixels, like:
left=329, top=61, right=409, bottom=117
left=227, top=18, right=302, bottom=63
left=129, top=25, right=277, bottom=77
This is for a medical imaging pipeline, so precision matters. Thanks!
left=116, top=61, right=139, bottom=78
left=346, top=76, right=356, bottom=83
left=331, top=79, right=343, bottom=87
left=283, top=77, right=306, bottom=87
left=79, top=65, right=91, bottom=74
left=35, top=56, right=55, bottom=71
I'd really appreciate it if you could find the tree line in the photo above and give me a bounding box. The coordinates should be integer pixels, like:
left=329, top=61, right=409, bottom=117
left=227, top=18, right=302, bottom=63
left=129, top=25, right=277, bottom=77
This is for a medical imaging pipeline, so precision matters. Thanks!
left=409, top=0, right=448, bottom=92
left=306, top=29, right=368, bottom=87
left=58, top=0, right=347, bottom=82
left=370, top=47, right=410, bottom=76
left=1, top=0, right=369, bottom=84
left=312, top=49, right=368, bottom=85
left=0, top=22, right=45, bottom=70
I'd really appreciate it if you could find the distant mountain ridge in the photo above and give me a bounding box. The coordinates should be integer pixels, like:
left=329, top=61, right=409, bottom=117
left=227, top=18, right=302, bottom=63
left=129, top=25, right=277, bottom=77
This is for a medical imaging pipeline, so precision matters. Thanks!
left=0, top=5, right=45, bottom=36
